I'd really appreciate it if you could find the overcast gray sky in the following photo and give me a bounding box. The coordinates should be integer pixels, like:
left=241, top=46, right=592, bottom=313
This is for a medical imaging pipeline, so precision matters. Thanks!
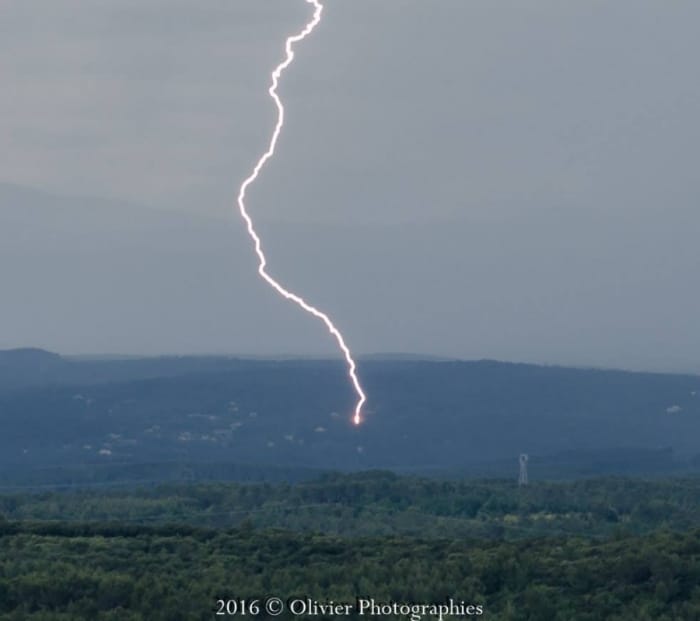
left=0, top=1, right=699, bottom=371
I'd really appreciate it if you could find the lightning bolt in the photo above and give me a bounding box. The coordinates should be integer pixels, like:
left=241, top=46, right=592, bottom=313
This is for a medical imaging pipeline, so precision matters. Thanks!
left=236, top=0, right=366, bottom=426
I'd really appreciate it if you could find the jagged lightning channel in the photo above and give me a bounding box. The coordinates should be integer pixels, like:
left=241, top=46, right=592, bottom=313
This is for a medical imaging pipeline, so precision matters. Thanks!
left=236, top=0, right=366, bottom=426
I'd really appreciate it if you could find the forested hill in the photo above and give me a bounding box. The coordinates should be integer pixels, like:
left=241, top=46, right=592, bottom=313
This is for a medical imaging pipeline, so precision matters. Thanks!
left=4, top=474, right=700, bottom=540
left=3, top=522, right=700, bottom=620
left=1, top=349, right=700, bottom=481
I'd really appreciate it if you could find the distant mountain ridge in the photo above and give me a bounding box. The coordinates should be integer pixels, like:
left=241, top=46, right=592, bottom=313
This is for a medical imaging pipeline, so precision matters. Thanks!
left=0, top=347, right=63, bottom=364
left=0, top=348, right=66, bottom=388
left=1, top=350, right=700, bottom=485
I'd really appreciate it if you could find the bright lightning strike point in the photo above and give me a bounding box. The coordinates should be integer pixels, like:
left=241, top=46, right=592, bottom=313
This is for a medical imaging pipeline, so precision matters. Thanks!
left=236, top=0, right=366, bottom=426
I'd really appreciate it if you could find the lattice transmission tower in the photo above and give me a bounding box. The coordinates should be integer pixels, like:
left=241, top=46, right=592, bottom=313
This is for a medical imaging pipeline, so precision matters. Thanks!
left=518, top=454, right=529, bottom=486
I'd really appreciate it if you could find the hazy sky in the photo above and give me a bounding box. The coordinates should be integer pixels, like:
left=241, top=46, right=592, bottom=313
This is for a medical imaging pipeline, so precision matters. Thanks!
left=1, top=1, right=699, bottom=371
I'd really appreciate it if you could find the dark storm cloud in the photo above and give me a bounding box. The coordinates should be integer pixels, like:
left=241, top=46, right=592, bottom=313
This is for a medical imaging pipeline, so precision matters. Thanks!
left=0, top=1, right=698, bottom=371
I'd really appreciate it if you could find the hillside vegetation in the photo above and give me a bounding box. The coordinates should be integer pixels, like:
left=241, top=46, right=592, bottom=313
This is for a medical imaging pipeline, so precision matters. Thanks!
left=1, top=351, right=700, bottom=479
